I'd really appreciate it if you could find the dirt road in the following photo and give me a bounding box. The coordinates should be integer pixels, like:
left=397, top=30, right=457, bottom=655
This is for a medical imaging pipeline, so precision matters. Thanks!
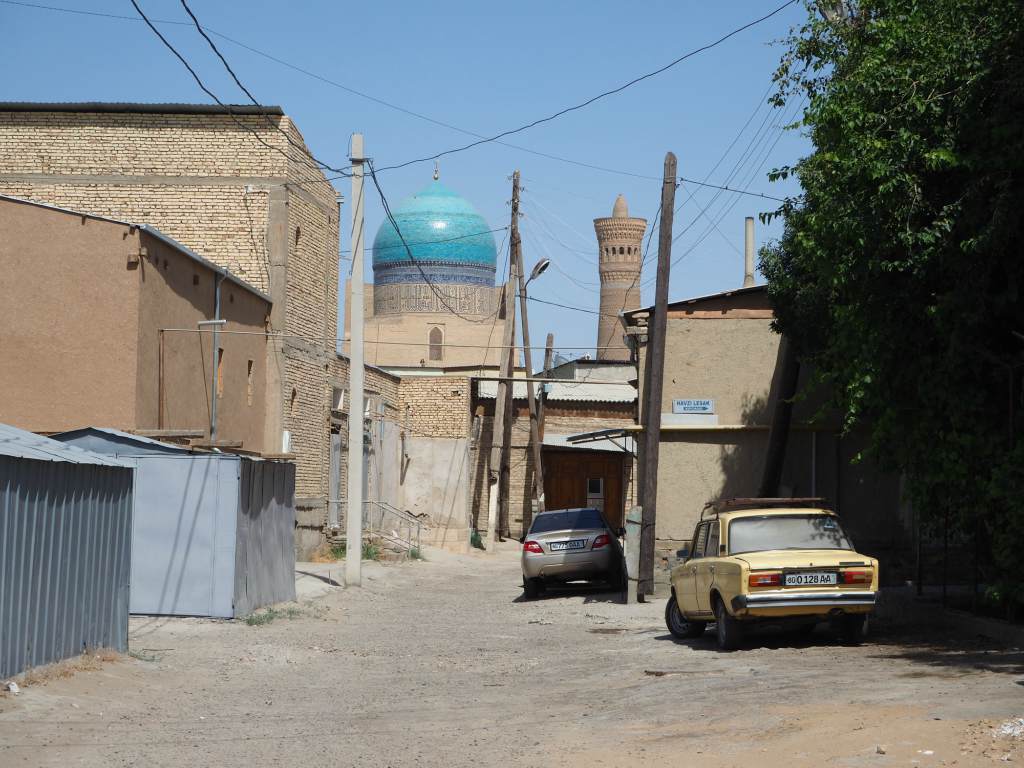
left=1, top=545, right=1022, bottom=767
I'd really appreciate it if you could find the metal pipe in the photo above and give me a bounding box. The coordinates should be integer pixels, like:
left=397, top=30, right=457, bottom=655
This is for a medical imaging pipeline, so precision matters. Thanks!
left=158, top=329, right=165, bottom=429
left=200, top=277, right=224, bottom=444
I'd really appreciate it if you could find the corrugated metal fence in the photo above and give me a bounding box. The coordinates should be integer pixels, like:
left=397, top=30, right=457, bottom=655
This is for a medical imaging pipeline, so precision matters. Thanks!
left=0, top=456, right=133, bottom=678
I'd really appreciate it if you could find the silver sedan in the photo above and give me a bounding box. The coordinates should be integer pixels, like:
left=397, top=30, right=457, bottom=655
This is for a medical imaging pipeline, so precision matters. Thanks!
left=520, top=508, right=622, bottom=599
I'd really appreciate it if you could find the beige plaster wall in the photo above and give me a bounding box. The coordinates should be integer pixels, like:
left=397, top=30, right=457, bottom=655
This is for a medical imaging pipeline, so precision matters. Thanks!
left=0, top=109, right=340, bottom=501
left=134, top=230, right=268, bottom=451
left=0, top=199, right=141, bottom=432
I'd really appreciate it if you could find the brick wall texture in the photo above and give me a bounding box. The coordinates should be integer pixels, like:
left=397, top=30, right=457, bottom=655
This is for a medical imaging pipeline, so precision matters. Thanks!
left=397, top=377, right=471, bottom=439
left=0, top=109, right=342, bottom=505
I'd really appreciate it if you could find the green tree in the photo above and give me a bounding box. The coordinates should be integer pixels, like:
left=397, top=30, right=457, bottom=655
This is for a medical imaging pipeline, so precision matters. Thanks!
left=760, top=0, right=1024, bottom=608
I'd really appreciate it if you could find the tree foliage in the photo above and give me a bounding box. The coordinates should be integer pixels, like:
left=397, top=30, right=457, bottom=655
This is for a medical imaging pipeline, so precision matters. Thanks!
left=760, top=0, right=1024, bottom=596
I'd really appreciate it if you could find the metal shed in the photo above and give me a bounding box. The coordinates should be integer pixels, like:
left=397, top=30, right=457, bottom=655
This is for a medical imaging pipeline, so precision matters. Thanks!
left=0, top=423, right=133, bottom=678
left=52, top=428, right=296, bottom=618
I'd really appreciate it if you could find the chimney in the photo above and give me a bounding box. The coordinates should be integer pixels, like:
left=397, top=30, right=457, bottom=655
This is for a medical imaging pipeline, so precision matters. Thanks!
left=743, top=216, right=756, bottom=288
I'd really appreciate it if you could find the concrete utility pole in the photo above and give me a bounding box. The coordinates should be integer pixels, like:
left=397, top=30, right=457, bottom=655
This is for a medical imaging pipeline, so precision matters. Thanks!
left=638, top=152, right=677, bottom=598
left=346, top=133, right=366, bottom=587
left=514, top=183, right=546, bottom=522
left=743, top=216, right=756, bottom=288
left=487, top=173, right=520, bottom=551
left=537, top=333, right=554, bottom=435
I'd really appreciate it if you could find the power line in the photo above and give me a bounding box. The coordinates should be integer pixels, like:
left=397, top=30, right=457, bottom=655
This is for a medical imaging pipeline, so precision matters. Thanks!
left=127, top=0, right=347, bottom=181
left=369, top=1, right=799, bottom=173
left=341, top=226, right=508, bottom=256
left=366, top=160, right=498, bottom=324
left=161, top=326, right=632, bottom=352
left=524, top=295, right=618, bottom=318
left=174, top=0, right=352, bottom=179
left=5, top=0, right=793, bottom=202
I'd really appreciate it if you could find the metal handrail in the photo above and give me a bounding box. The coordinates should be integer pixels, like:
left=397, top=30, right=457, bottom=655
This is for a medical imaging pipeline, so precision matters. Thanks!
left=360, top=499, right=423, bottom=554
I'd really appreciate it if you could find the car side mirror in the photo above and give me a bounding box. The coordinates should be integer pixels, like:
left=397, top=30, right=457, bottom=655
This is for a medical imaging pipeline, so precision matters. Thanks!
left=676, top=546, right=690, bottom=560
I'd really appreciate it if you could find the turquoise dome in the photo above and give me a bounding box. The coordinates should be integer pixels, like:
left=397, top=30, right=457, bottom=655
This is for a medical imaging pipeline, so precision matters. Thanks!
left=372, top=181, right=497, bottom=287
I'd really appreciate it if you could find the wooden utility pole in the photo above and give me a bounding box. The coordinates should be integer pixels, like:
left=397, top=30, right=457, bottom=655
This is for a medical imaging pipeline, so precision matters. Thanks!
left=638, top=152, right=677, bottom=598
left=487, top=173, right=520, bottom=551
left=514, top=190, right=546, bottom=522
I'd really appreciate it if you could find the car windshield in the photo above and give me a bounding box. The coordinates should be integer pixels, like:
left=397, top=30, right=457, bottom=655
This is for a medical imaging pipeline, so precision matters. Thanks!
left=529, top=508, right=605, bottom=534
left=728, top=514, right=854, bottom=554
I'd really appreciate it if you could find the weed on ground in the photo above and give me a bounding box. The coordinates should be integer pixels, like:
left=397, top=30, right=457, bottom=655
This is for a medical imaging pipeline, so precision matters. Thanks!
left=244, top=605, right=304, bottom=627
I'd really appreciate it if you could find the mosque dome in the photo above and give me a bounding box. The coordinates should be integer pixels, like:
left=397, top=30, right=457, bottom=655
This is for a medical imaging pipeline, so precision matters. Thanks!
left=372, top=180, right=497, bottom=288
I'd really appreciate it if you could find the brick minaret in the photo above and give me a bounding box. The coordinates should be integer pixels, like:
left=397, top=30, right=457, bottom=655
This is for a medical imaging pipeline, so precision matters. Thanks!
left=594, top=194, right=646, bottom=360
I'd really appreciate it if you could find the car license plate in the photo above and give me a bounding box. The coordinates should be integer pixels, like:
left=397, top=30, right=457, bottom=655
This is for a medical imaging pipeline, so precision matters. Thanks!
left=549, top=539, right=586, bottom=552
left=785, top=571, right=837, bottom=586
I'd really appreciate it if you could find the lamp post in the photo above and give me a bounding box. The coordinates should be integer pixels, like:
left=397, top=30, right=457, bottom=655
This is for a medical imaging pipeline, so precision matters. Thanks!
left=517, top=255, right=550, bottom=520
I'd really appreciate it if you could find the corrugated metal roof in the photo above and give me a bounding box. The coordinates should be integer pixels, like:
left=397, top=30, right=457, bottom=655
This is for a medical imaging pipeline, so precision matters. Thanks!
left=0, top=195, right=271, bottom=303
left=624, top=284, right=768, bottom=321
left=51, top=427, right=191, bottom=453
left=0, top=424, right=130, bottom=466
left=476, top=380, right=636, bottom=403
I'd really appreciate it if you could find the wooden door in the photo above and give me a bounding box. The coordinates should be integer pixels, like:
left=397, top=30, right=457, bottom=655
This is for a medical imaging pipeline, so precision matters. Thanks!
left=542, top=450, right=626, bottom=530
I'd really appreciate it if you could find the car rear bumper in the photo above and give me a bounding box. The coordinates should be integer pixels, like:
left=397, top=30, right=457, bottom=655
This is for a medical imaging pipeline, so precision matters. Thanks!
left=732, top=590, right=877, bottom=615
left=522, top=549, right=613, bottom=581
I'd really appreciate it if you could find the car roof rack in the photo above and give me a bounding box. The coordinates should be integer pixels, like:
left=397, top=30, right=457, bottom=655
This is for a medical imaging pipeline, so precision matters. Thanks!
left=701, top=497, right=831, bottom=518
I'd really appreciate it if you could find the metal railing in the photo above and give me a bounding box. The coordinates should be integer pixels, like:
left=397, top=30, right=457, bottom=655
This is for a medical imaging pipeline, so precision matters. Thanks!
left=333, top=499, right=423, bottom=555
left=363, top=500, right=423, bottom=554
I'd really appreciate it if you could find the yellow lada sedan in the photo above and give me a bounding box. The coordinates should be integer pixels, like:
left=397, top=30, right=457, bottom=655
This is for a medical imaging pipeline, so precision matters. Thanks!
left=665, top=499, right=879, bottom=650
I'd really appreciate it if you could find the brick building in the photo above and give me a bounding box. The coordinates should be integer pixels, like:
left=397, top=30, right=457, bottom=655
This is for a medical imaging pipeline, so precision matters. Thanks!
left=0, top=102, right=358, bottom=553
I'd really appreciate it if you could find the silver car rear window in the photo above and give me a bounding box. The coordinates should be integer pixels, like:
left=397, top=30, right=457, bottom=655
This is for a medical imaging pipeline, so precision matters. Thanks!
left=529, top=509, right=604, bottom=534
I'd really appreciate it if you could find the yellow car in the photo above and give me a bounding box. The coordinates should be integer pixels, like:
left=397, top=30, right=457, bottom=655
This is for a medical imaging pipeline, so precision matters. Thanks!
left=665, top=499, right=879, bottom=650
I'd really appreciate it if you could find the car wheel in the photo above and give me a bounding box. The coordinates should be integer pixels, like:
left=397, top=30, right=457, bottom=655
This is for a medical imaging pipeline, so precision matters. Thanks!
left=714, top=596, right=743, bottom=651
left=838, top=614, right=867, bottom=644
left=523, top=578, right=542, bottom=600
left=664, top=594, right=706, bottom=639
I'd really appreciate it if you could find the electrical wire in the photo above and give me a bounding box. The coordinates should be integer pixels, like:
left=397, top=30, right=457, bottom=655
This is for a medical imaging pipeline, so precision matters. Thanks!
left=367, top=1, right=799, bottom=173
left=341, top=226, right=509, bottom=256
left=366, top=160, right=499, bottom=324
left=6, top=0, right=792, bottom=202
left=128, top=0, right=350, bottom=180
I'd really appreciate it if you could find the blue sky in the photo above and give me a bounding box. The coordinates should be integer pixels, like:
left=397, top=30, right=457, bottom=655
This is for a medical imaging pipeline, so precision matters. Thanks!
left=3, top=0, right=811, bottom=357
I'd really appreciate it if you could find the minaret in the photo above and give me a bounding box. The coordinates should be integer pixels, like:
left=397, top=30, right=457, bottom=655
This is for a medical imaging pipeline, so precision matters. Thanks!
left=594, top=194, right=646, bottom=360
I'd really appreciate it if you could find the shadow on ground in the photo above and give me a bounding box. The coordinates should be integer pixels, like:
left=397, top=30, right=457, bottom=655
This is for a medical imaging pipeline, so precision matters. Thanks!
left=512, top=581, right=625, bottom=605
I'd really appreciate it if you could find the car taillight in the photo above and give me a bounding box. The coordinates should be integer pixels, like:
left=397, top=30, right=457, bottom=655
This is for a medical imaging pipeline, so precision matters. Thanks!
left=748, top=572, right=782, bottom=588
left=840, top=570, right=871, bottom=585
left=523, top=540, right=544, bottom=554
left=591, top=534, right=610, bottom=550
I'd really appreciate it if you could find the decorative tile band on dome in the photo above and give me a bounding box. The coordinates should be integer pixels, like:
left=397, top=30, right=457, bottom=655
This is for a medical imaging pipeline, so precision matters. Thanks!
left=371, top=180, right=498, bottom=276
left=374, top=261, right=495, bottom=287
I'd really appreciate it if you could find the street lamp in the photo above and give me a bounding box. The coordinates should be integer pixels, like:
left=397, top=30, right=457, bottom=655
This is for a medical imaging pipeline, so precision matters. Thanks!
left=526, top=258, right=551, bottom=287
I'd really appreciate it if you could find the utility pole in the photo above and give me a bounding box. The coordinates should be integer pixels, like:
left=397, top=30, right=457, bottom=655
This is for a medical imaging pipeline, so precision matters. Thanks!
left=638, top=152, right=677, bottom=598
left=537, top=333, right=554, bottom=436
left=514, top=183, right=546, bottom=521
left=346, top=132, right=366, bottom=586
left=487, top=173, right=520, bottom=551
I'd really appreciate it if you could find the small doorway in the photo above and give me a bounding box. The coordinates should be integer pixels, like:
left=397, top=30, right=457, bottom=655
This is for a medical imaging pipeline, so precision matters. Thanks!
left=543, top=449, right=626, bottom=530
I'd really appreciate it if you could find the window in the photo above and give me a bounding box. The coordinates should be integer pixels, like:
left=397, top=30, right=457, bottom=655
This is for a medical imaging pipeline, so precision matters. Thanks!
left=246, top=359, right=254, bottom=406
left=706, top=522, right=720, bottom=557
left=619, top=246, right=625, bottom=255
left=529, top=508, right=605, bottom=534
left=690, top=522, right=709, bottom=560
left=428, top=326, right=443, bottom=361
left=216, top=348, right=224, bottom=398
left=728, top=514, right=854, bottom=555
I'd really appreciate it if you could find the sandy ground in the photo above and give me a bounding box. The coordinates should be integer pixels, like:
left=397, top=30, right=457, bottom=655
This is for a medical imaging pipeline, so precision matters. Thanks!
left=1, top=544, right=1022, bottom=768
